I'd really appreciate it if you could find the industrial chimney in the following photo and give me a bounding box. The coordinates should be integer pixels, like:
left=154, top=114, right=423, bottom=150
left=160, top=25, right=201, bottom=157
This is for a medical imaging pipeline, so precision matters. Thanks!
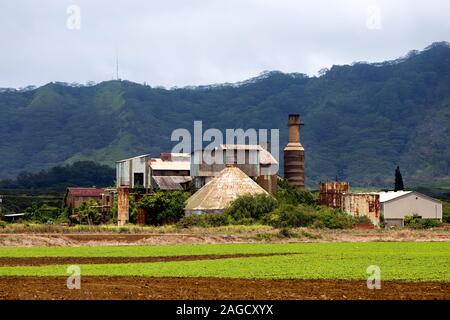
left=284, top=114, right=305, bottom=187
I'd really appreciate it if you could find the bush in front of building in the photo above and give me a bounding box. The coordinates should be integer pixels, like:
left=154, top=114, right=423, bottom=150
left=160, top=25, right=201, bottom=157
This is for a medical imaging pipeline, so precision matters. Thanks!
left=264, top=204, right=316, bottom=228
left=24, top=203, right=64, bottom=223
left=224, top=194, right=278, bottom=221
left=222, top=192, right=369, bottom=229
left=404, top=214, right=442, bottom=229
left=312, top=207, right=360, bottom=229
left=139, top=191, right=190, bottom=225
left=443, top=200, right=450, bottom=223
left=74, top=200, right=104, bottom=225
left=264, top=204, right=360, bottom=229
left=275, top=180, right=317, bottom=206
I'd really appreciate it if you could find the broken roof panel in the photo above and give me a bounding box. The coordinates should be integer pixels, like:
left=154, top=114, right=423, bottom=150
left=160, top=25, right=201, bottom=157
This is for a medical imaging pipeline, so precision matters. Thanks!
left=67, top=187, right=105, bottom=197
left=218, top=144, right=262, bottom=151
left=160, top=152, right=190, bottom=161
left=149, top=159, right=191, bottom=171
left=152, top=176, right=192, bottom=190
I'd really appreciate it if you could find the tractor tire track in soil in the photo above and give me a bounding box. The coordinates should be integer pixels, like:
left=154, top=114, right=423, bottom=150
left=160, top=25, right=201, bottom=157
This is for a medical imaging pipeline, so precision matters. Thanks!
left=0, top=253, right=294, bottom=266
left=0, top=276, right=448, bottom=300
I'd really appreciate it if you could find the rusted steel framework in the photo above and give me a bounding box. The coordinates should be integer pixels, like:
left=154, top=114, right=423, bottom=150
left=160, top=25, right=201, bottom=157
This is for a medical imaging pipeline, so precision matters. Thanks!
left=117, top=187, right=129, bottom=226
left=319, top=181, right=350, bottom=208
left=342, top=193, right=381, bottom=226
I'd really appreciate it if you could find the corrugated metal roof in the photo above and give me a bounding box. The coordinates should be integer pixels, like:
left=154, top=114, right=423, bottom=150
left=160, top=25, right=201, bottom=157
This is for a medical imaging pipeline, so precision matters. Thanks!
left=150, top=159, right=190, bottom=171
left=160, top=152, right=190, bottom=161
left=378, top=191, right=412, bottom=202
left=116, top=154, right=151, bottom=163
left=195, top=144, right=278, bottom=165
left=377, top=191, right=441, bottom=204
left=218, top=144, right=262, bottom=151
left=185, top=166, right=268, bottom=212
left=67, top=187, right=105, bottom=197
left=259, top=148, right=278, bottom=165
left=342, top=190, right=441, bottom=204
left=152, top=176, right=192, bottom=190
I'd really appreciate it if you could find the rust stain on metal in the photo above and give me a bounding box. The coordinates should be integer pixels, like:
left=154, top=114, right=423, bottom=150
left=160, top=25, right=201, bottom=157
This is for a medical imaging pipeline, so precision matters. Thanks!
left=283, top=114, right=305, bottom=188
left=319, top=181, right=349, bottom=208
left=133, top=193, right=147, bottom=225
left=342, top=193, right=381, bottom=226
left=117, top=187, right=129, bottom=226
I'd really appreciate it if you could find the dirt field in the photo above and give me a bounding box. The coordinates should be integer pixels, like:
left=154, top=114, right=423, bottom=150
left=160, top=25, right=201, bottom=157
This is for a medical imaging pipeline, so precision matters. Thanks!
left=0, top=276, right=448, bottom=300
left=1, top=228, right=449, bottom=247
left=0, top=253, right=293, bottom=266
left=1, top=229, right=448, bottom=300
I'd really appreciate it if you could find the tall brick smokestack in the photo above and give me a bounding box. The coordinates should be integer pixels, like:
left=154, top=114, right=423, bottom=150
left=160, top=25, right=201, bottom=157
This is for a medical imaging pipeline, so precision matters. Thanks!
left=284, top=114, right=305, bottom=187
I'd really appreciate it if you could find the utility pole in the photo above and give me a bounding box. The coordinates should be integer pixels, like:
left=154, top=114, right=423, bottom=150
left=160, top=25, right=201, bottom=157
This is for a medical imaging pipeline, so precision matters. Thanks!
left=116, top=49, right=120, bottom=80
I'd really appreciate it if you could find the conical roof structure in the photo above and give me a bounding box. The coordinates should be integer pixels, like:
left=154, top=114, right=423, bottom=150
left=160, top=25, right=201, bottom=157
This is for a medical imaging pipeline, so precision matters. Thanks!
left=185, top=165, right=268, bottom=214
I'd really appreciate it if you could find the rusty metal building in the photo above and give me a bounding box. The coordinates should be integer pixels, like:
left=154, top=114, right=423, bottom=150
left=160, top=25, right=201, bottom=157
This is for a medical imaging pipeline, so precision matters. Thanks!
left=116, top=153, right=191, bottom=191
left=65, top=187, right=113, bottom=213
left=283, top=114, right=305, bottom=188
left=342, top=193, right=381, bottom=226
left=117, top=186, right=129, bottom=226
left=116, top=154, right=151, bottom=189
left=319, top=181, right=350, bottom=208
left=190, top=144, right=278, bottom=193
left=149, top=155, right=192, bottom=190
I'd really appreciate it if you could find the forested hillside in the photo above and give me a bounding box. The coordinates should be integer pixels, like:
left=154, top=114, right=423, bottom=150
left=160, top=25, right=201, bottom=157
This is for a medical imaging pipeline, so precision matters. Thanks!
left=1, top=42, right=449, bottom=187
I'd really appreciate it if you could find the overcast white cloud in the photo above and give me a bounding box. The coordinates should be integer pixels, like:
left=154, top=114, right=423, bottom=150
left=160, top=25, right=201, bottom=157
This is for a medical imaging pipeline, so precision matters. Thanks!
left=0, top=0, right=449, bottom=88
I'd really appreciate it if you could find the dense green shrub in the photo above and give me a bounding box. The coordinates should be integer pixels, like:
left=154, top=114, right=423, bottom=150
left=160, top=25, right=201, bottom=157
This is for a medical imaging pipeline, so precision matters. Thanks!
left=139, top=191, right=190, bottom=225
left=222, top=192, right=363, bottom=229
left=74, top=200, right=103, bottom=225
left=353, top=215, right=373, bottom=225
left=265, top=204, right=316, bottom=228
left=443, top=200, right=450, bottom=223
left=404, top=214, right=442, bottom=229
left=275, top=180, right=316, bottom=206
left=24, top=203, right=61, bottom=223
left=176, top=213, right=232, bottom=228
left=224, top=194, right=277, bottom=221
left=312, top=208, right=357, bottom=229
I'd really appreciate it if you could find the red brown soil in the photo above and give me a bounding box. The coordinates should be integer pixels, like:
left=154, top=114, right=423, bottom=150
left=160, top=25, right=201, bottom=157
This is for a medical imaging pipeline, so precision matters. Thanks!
left=1, top=229, right=449, bottom=247
left=0, top=233, right=256, bottom=247
left=0, top=276, right=448, bottom=300
left=0, top=253, right=293, bottom=266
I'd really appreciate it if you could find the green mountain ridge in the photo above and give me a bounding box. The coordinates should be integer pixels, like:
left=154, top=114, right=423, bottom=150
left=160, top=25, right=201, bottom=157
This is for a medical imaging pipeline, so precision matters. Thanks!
left=1, top=42, right=449, bottom=187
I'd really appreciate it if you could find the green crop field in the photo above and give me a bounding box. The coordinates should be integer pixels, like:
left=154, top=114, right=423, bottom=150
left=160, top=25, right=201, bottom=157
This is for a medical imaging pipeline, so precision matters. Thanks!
left=0, top=242, right=449, bottom=281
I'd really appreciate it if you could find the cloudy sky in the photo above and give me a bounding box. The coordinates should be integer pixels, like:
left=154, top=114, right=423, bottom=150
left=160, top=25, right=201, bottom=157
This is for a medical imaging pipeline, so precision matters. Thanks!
left=1, top=0, right=449, bottom=88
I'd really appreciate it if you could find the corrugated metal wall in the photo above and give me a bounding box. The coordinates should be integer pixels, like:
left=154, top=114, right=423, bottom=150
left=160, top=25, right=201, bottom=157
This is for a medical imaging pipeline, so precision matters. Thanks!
left=342, top=193, right=381, bottom=226
left=319, top=181, right=349, bottom=208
